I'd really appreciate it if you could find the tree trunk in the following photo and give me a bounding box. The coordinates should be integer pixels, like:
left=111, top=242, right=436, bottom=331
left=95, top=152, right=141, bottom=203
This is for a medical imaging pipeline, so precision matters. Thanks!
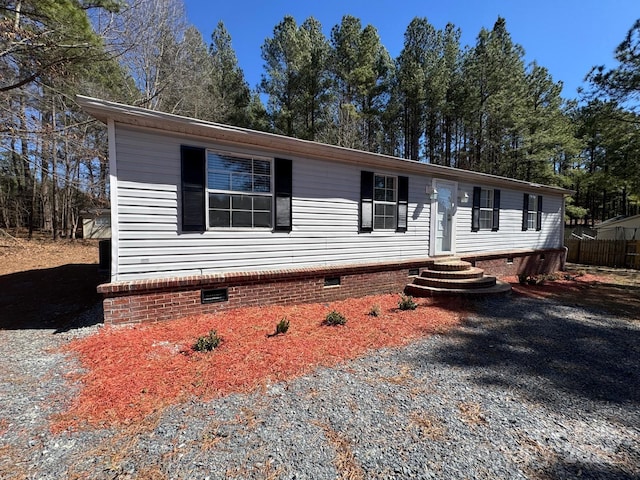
left=51, top=100, right=58, bottom=240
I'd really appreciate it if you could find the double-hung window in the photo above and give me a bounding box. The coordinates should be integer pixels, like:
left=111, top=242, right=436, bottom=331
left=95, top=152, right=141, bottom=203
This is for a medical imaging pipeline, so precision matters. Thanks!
left=373, top=174, right=397, bottom=230
left=207, top=152, right=272, bottom=228
left=471, top=187, right=500, bottom=232
left=479, top=189, right=494, bottom=230
left=181, top=146, right=292, bottom=232
left=526, top=194, right=537, bottom=230
left=360, top=171, right=408, bottom=232
left=522, top=193, right=543, bottom=231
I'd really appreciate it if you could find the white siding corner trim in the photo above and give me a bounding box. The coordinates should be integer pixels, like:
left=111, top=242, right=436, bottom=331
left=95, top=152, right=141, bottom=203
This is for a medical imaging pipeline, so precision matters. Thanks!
left=108, top=118, right=119, bottom=281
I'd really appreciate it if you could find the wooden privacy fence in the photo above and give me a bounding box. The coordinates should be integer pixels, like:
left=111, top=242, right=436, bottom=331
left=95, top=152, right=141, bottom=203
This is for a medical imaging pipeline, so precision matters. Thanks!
left=566, top=239, right=640, bottom=269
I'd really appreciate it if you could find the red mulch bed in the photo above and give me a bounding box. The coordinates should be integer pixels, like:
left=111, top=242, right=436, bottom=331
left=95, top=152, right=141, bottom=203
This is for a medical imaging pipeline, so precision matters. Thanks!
left=55, top=294, right=464, bottom=431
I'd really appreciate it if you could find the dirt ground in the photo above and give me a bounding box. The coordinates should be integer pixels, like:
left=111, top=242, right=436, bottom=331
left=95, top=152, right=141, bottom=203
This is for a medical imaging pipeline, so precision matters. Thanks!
left=562, top=264, right=640, bottom=319
left=0, top=235, right=104, bottom=331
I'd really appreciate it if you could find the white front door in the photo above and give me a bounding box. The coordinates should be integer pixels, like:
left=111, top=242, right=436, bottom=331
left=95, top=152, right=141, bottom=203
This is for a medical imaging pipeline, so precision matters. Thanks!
left=434, top=181, right=456, bottom=255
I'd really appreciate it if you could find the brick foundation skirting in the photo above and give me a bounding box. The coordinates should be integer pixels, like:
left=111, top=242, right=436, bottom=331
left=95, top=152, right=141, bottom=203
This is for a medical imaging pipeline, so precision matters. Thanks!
left=98, top=248, right=566, bottom=325
left=460, top=247, right=567, bottom=277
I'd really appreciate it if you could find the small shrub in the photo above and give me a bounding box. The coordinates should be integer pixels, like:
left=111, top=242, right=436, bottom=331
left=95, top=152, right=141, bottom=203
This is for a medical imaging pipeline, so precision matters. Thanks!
left=275, top=317, right=290, bottom=335
left=194, top=330, right=222, bottom=352
left=324, top=310, right=347, bottom=326
left=525, top=274, right=546, bottom=285
left=520, top=273, right=549, bottom=285
left=398, top=294, right=417, bottom=311
left=368, top=304, right=381, bottom=317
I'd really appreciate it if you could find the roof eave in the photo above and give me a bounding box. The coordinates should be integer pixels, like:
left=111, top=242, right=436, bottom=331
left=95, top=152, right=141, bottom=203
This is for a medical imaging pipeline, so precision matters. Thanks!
left=76, top=95, right=574, bottom=196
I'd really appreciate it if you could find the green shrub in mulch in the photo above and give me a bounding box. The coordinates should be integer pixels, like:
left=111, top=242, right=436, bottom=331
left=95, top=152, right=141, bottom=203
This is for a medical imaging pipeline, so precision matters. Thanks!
left=323, top=310, right=347, bottom=326
left=267, top=317, right=290, bottom=337
left=398, top=294, right=417, bottom=311
left=194, top=330, right=222, bottom=352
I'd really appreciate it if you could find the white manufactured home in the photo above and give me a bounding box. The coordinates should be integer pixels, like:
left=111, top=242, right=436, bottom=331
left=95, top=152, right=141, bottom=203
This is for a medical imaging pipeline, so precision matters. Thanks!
left=78, top=96, right=569, bottom=325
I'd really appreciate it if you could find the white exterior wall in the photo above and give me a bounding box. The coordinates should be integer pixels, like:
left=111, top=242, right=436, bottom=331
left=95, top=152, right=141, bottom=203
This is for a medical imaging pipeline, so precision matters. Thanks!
left=596, top=215, right=640, bottom=240
left=112, top=125, right=431, bottom=281
left=455, top=182, right=564, bottom=253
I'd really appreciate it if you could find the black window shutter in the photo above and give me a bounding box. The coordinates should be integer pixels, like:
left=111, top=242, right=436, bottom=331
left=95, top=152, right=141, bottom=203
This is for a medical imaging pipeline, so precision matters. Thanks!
left=274, top=158, right=293, bottom=232
left=536, top=195, right=543, bottom=231
left=492, top=189, right=501, bottom=231
left=180, top=145, right=206, bottom=232
left=360, top=171, right=374, bottom=232
left=522, top=193, right=529, bottom=231
left=471, top=186, right=481, bottom=232
left=396, top=176, right=409, bottom=232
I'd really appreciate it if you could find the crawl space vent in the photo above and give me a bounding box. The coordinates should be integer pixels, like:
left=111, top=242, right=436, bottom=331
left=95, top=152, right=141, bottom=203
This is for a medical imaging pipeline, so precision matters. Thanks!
left=201, top=288, right=228, bottom=304
left=324, top=276, right=341, bottom=287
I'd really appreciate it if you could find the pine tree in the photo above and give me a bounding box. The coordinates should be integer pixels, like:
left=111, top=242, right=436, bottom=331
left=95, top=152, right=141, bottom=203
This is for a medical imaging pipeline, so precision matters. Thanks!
left=586, top=18, right=640, bottom=110
left=209, top=21, right=251, bottom=126
left=329, top=15, right=392, bottom=151
left=260, top=15, right=306, bottom=137
left=461, top=17, right=526, bottom=175
left=298, top=17, right=332, bottom=140
left=260, top=16, right=332, bottom=139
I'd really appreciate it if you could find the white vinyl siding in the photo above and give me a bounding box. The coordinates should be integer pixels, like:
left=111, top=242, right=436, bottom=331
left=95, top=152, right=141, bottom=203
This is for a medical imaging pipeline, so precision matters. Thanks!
left=456, top=183, right=563, bottom=253
left=111, top=125, right=430, bottom=281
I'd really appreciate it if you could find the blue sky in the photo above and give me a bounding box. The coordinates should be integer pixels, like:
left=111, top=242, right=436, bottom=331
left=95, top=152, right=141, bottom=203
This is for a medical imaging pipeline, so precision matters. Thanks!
left=183, top=0, right=640, bottom=99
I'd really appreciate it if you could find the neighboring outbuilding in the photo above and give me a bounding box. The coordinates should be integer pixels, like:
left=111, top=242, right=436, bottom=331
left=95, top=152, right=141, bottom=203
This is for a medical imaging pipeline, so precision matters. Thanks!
left=81, top=208, right=111, bottom=239
left=594, top=214, right=640, bottom=240
left=77, top=95, right=571, bottom=325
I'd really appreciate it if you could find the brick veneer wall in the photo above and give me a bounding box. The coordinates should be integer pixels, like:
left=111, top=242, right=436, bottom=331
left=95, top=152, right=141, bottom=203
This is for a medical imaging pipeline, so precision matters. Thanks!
left=98, top=248, right=567, bottom=325
left=99, top=260, right=431, bottom=325
left=460, top=247, right=566, bottom=277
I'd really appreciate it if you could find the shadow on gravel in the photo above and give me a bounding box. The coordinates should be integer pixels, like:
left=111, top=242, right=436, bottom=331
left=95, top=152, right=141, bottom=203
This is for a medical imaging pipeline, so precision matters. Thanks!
left=425, top=296, right=640, bottom=412
left=0, top=264, right=105, bottom=332
left=540, top=458, right=640, bottom=480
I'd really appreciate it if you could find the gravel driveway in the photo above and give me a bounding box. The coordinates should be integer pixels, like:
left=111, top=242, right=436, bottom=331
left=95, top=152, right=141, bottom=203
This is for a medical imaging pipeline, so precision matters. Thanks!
left=1, top=295, right=639, bottom=479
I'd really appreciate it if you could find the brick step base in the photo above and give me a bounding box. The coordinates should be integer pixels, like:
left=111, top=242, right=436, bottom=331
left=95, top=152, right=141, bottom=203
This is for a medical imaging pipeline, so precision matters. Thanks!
left=431, top=258, right=473, bottom=272
left=413, top=275, right=497, bottom=289
left=406, top=256, right=511, bottom=298
left=419, top=267, right=486, bottom=280
left=405, top=280, right=512, bottom=297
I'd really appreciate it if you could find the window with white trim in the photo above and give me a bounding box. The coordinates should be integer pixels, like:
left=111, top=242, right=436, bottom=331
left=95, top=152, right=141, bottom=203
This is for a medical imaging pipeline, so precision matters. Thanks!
left=207, top=151, right=272, bottom=228
left=373, top=174, right=397, bottom=230
left=527, top=194, right=537, bottom=230
left=472, top=186, right=500, bottom=232
left=479, top=188, right=494, bottom=230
